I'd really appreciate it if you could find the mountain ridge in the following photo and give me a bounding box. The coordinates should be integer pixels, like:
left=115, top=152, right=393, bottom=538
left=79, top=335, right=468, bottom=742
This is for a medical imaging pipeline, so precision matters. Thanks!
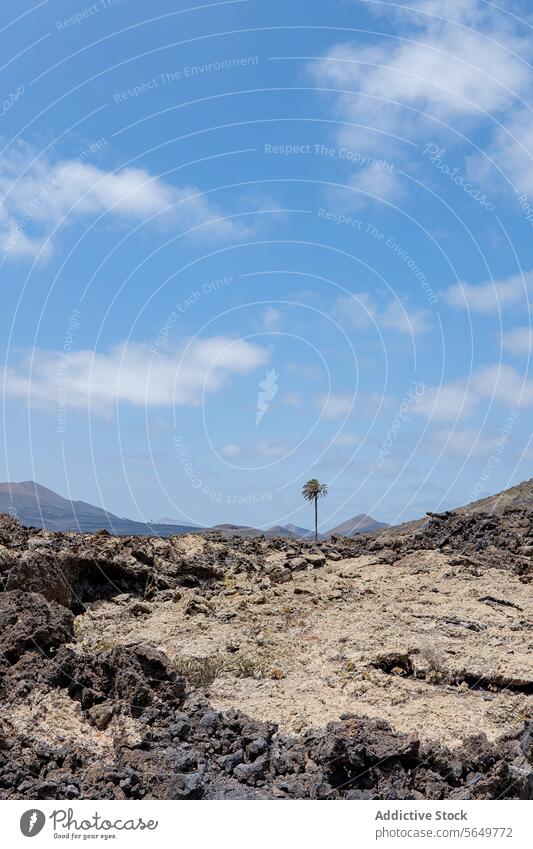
left=0, top=480, right=386, bottom=538
left=0, top=481, right=197, bottom=537
left=5, top=475, right=530, bottom=538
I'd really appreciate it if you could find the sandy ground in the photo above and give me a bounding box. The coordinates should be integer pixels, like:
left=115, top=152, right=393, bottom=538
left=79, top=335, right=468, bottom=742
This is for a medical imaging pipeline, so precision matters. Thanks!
left=79, top=542, right=532, bottom=748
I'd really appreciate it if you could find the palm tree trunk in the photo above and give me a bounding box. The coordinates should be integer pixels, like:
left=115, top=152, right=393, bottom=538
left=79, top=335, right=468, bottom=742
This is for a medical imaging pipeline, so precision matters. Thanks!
left=314, top=497, right=318, bottom=541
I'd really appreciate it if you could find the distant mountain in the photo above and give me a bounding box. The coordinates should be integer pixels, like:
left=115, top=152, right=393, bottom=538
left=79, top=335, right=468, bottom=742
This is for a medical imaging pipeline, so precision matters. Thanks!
left=0, top=481, right=198, bottom=537
left=155, top=516, right=190, bottom=526
left=270, top=517, right=387, bottom=539
left=159, top=516, right=391, bottom=540
left=212, top=523, right=312, bottom=539
left=212, top=523, right=250, bottom=530
left=0, top=481, right=387, bottom=539
left=266, top=525, right=300, bottom=538
left=211, top=523, right=263, bottom=538
left=281, top=523, right=314, bottom=538
left=327, top=514, right=389, bottom=537
left=211, top=523, right=299, bottom=539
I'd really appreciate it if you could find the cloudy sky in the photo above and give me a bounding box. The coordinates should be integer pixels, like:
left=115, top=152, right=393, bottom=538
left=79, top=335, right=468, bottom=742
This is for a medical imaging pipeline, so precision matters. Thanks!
left=2, top=0, right=533, bottom=529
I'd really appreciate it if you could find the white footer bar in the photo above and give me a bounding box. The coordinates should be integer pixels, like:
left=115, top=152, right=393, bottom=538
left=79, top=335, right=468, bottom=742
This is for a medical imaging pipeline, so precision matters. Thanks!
left=3, top=799, right=531, bottom=848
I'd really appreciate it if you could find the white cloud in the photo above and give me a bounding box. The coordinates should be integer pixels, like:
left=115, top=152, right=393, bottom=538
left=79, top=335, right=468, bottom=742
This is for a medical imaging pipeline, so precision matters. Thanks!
left=305, top=0, right=533, bottom=234
left=282, top=392, right=302, bottom=407
left=392, top=0, right=482, bottom=19
left=444, top=271, right=532, bottom=314
left=474, top=107, right=533, bottom=197
left=471, top=363, right=533, bottom=408
left=258, top=307, right=282, bottom=331
left=308, top=0, right=532, bottom=205
left=222, top=443, right=242, bottom=458
left=326, top=432, right=360, bottom=449
left=0, top=142, right=252, bottom=261
left=4, top=336, right=270, bottom=413
left=426, top=426, right=504, bottom=457
left=333, top=293, right=432, bottom=335
left=254, top=441, right=291, bottom=458
left=381, top=300, right=432, bottom=334
left=375, top=0, right=521, bottom=32
left=413, top=363, right=533, bottom=424
left=413, top=380, right=478, bottom=421
left=347, top=166, right=404, bottom=206
left=286, top=362, right=321, bottom=381
left=310, top=13, right=528, bottom=144
left=221, top=440, right=291, bottom=460
left=318, top=393, right=353, bottom=420
left=502, top=326, right=533, bottom=356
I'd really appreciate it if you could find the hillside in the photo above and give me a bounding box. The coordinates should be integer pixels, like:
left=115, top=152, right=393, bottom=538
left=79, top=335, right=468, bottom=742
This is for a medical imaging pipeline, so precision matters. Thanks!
left=461, top=476, right=533, bottom=514
left=376, top=476, right=533, bottom=543
left=0, top=481, right=197, bottom=536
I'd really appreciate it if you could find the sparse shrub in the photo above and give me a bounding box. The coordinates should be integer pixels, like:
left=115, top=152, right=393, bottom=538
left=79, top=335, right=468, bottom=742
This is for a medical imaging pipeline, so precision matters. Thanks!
left=174, top=654, right=224, bottom=686
left=232, top=656, right=264, bottom=679
left=419, top=646, right=448, bottom=683
left=143, top=575, right=157, bottom=600
left=93, top=638, right=117, bottom=654
left=77, top=637, right=117, bottom=655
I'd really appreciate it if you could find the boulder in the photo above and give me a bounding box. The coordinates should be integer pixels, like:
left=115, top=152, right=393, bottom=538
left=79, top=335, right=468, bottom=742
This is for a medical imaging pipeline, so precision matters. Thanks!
left=305, top=554, right=326, bottom=568
left=0, top=590, right=74, bottom=663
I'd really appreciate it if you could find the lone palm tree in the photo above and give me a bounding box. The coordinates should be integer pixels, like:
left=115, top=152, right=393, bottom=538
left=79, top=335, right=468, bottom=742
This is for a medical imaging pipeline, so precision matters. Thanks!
left=301, top=479, right=328, bottom=541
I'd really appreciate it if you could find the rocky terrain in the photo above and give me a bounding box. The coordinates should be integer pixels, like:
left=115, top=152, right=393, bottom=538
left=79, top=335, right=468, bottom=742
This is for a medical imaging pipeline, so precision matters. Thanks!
left=0, top=504, right=531, bottom=800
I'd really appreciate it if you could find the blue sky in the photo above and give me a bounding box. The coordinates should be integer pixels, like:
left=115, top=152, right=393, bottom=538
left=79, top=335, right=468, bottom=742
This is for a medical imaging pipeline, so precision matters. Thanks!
left=2, top=0, right=533, bottom=529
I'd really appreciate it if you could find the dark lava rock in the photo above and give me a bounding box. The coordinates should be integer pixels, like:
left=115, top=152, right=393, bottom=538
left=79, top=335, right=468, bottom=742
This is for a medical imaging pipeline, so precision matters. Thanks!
left=51, top=644, right=186, bottom=716
left=0, top=590, right=74, bottom=663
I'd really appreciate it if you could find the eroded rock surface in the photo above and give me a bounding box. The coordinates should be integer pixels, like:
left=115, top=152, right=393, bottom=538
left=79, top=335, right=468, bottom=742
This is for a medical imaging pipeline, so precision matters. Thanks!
left=0, top=511, right=531, bottom=800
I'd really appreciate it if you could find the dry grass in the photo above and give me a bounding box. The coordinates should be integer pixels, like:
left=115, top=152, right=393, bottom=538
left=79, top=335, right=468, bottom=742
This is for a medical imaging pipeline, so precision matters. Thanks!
left=174, top=654, right=225, bottom=686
